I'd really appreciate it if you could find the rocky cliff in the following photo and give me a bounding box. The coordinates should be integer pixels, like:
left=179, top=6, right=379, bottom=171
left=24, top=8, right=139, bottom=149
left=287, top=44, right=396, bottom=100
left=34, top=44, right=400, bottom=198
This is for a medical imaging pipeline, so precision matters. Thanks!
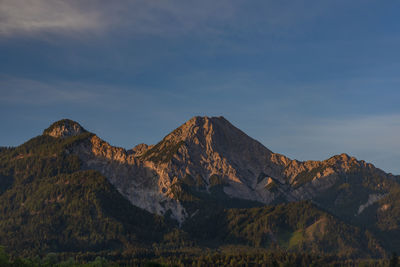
left=45, top=117, right=398, bottom=222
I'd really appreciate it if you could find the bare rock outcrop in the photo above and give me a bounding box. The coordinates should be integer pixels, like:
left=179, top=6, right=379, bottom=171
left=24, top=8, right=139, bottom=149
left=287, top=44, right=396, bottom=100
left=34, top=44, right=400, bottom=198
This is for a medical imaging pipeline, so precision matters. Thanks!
left=46, top=116, right=396, bottom=222
left=44, top=119, right=86, bottom=138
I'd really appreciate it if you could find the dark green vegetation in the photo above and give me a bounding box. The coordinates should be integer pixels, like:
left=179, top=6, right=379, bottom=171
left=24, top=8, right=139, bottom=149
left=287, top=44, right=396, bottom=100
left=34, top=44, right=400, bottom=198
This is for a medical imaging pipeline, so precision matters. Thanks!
left=0, top=134, right=169, bottom=257
left=169, top=173, right=381, bottom=258
left=170, top=174, right=264, bottom=218
left=0, top=246, right=117, bottom=266
left=1, top=122, right=400, bottom=265
left=311, top=164, right=400, bottom=253
left=183, top=201, right=384, bottom=258
left=0, top=246, right=397, bottom=266
left=355, top=187, right=400, bottom=254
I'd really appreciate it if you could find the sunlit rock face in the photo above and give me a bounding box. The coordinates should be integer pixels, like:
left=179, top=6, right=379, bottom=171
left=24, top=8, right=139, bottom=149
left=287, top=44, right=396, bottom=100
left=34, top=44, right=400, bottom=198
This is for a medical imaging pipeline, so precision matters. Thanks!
left=51, top=116, right=397, bottom=222
left=44, top=119, right=87, bottom=138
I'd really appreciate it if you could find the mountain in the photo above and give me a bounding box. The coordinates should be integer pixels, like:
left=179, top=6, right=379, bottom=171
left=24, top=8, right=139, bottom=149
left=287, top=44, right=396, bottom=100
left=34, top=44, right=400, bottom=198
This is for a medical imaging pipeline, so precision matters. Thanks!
left=0, top=129, right=170, bottom=257
left=0, top=116, right=399, bottom=260
left=55, top=117, right=398, bottom=223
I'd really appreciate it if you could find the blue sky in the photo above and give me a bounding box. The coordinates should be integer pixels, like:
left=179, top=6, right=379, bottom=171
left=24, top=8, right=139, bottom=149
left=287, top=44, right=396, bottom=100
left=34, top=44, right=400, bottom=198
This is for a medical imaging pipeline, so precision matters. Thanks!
left=1, top=0, right=400, bottom=173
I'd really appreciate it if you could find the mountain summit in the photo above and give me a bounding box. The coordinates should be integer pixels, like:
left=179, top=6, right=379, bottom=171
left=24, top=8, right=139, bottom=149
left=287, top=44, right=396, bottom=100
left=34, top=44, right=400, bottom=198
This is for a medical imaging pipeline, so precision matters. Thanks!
left=140, top=116, right=277, bottom=188
left=43, top=119, right=87, bottom=138
left=141, top=116, right=273, bottom=167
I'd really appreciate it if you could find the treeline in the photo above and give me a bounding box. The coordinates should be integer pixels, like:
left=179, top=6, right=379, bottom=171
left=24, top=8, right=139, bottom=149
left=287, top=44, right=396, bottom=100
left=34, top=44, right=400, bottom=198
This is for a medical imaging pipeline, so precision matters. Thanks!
left=0, top=134, right=170, bottom=257
left=0, top=247, right=116, bottom=267
left=0, top=246, right=396, bottom=267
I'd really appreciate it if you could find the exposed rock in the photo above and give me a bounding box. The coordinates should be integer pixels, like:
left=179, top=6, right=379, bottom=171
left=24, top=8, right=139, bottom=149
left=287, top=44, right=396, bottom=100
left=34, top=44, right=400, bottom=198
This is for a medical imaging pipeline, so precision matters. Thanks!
left=45, top=116, right=397, bottom=222
left=43, top=119, right=86, bottom=138
left=69, top=135, right=187, bottom=223
left=358, top=194, right=385, bottom=215
left=380, top=203, right=390, bottom=211
left=132, top=143, right=153, bottom=157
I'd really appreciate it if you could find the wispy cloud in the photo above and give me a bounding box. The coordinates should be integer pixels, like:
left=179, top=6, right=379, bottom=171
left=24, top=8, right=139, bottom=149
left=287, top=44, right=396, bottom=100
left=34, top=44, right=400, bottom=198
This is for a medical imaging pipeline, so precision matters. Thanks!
left=0, top=0, right=345, bottom=38
left=0, top=0, right=105, bottom=36
left=0, top=0, right=239, bottom=37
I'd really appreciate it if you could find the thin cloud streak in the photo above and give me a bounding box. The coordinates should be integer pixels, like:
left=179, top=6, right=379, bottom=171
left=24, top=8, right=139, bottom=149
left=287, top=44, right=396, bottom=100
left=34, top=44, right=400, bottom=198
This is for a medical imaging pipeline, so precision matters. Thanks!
left=0, top=0, right=349, bottom=39
left=0, top=0, right=106, bottom=36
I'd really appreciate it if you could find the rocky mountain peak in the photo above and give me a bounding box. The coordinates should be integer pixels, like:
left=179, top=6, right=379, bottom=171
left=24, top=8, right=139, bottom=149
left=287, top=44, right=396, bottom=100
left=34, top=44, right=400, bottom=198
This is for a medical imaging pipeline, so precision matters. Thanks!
left=43, top=119, right=87, bottom=138
left=163, top=116, right=227, bottom=141
left=163, top=116, right=272, bottom=153
left=330, top=153, right=353, bottom=162
left=140, top=116, right=274, bottom=166
left=323, top=153, right=372, bottom=172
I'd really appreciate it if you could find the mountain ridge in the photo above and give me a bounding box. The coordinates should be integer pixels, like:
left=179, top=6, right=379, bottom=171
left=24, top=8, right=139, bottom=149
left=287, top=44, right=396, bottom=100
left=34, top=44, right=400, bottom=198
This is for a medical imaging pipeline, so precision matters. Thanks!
left=41, top=116, right=398, bottom=223
left=1, top=116, right=400, bottom=258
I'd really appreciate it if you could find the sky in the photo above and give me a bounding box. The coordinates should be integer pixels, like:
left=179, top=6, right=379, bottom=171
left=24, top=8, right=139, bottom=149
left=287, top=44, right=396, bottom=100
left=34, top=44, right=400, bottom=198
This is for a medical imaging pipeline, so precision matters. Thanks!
left=1, top=0, right=400, bottom=174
